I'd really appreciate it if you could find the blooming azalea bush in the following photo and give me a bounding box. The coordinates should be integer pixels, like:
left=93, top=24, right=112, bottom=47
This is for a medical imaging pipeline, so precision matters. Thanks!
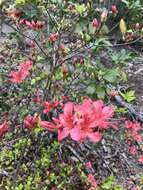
left=0, top=0, right=143, bottom=189
left=40, top=99, right=115, bottom=142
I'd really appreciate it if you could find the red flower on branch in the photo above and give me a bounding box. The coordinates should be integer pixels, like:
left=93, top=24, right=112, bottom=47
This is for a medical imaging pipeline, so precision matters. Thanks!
left=10, top=60, right=33, bottom=84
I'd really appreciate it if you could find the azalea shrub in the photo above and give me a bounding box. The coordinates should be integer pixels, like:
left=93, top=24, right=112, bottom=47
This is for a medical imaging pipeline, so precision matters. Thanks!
left=0, top=0, right=143, bottom=189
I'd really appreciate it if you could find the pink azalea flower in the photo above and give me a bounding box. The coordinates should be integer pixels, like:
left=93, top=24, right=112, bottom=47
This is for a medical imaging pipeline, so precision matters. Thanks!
left=93, top=100, right=114, bottom=129
left=0, top=121, right=9, bottom=138
left=10, top=60, right=32, bottom=84
left=40, top=99, right=114, bottom=143
left=70, top=100, right=103, bottom=142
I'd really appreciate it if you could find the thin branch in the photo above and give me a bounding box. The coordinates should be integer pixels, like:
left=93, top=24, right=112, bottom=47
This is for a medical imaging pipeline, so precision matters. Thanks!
left=3, top=20, right=48, bottom=57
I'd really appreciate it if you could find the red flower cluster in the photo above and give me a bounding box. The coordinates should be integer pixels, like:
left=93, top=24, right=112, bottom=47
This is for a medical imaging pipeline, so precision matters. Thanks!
left=41, top=99, right=114, bottom=143
left=10, top=60, right=33, bottom=84
left=0, top=121, right=9, bottom=138
left=19, top=19, right=44, bottom=30
left=125, top=120, right=142, bottom=143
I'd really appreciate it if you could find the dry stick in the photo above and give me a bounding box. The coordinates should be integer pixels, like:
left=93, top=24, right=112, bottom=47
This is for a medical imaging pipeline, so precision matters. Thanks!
left=64, top=144, right=84, bottom=163
left=114, top=95, right=143, bottom=122
left=63, top=144, right=96, bottom=175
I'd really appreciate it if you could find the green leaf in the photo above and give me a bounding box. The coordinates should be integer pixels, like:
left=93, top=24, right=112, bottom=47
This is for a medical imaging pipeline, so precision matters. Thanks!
left=100, top=24, right=109, bottom=35
left=103, top=69, right=119, bottom=83
left=75, top=4, right=86, bottom=15
left=15, top=0, right=25, bottom=5
left=120, top=90, right=135, bottom=102
left=114, top=185, right=124, bottom=190
left=96, top=86, right=105, bottom=99
left=102, top=174, right=115, bottom=189
left=89, top=22, right=96, bottom=34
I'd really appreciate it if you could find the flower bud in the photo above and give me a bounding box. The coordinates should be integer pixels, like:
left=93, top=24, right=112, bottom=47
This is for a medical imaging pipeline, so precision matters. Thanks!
left=92, top=18, right=99, bottom=28
left=101, top=10, right=108, bottom=22
left=111, top=5, right=118, bottom=14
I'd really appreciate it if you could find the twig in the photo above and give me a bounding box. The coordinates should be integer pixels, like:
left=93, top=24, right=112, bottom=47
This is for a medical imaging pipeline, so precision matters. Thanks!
left=64, top=144, right=84, bottom=163
left=57, top=36, right=143, bottom=64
